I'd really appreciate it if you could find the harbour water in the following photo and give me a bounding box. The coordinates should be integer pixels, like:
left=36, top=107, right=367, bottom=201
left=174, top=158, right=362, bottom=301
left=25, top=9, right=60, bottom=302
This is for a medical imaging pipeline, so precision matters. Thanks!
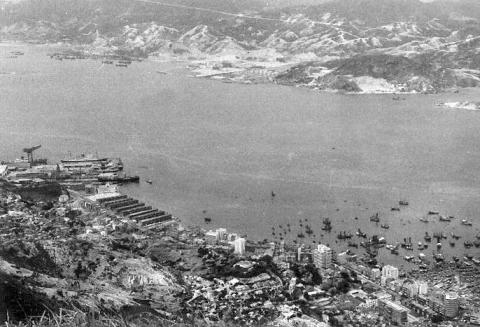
left=1, top=43, right=480, bottom=266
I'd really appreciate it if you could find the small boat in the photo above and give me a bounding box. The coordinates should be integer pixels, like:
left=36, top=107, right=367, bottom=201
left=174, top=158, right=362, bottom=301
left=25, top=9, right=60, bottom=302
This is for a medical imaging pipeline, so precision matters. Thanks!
left=204, top=217, right=212, bottom=223
left=449, top=241, right=455, bottom=247
left=102, top=60, right=114, bottom=64
left=474, top=240, right=480, bottom=248
left=380, top=224, right=389, bottom=229
left=146, top=179, right=153, bottom=184
left=399, top=200, right=409, bottom=206
left=391, top=248, right=399, bottom=255
left=404, top=255, right=414, bottom=262
left=370, top=213, right=380, bottom=222
left=464, top=241, right=473, bottom=248
left=348, top=241, right=358, bottom=248
left=419, top=216, right=429, bottom=223
left=428, top=210, right=439, bottom=215
left=451, top=233, right=460, bottom=240
left=437, top=242, right=442, bottom=249
left=297, top=233, right=305, bottom=238
left=424, top=233, right=432, bottom=242
left=391, top=207, right=400, bottom=211
left=461, top=219, right=473, bottom=226
left=439, top=215, right=451, bottom=222
left=116, top=63, right=128, bottom=67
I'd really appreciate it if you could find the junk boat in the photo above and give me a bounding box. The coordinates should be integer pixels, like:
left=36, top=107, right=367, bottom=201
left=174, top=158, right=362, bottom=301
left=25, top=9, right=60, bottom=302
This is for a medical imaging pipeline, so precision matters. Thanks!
left=451, top=233, right=460, bottom=240
left=356, top=229, right=367, bottom=238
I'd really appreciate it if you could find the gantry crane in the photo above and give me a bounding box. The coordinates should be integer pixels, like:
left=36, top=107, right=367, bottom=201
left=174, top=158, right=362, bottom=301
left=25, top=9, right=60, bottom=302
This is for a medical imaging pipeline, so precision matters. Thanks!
left=22, top=145, right=41, bottom=166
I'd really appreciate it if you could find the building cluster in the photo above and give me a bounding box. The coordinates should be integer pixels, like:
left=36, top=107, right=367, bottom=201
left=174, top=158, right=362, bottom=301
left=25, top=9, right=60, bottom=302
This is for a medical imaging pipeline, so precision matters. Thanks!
left=204, top=227, right=246, bottom=255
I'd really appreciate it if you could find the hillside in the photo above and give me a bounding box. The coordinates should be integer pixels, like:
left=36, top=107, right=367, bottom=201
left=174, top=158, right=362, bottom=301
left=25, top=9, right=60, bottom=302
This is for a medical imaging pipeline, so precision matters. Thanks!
left=1, top=0, right=480, bottom=93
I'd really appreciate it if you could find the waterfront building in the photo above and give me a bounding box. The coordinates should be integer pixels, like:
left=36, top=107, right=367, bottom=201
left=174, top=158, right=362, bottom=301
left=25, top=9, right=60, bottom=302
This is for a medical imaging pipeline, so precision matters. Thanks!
left=381, top=265, right=399, bottom=280
left=227, top=233, right=238, bottom=242
left=378, top=298, right=409, bottom=325
left=297, top=245, right=304, bottom=262
left=216, top=228, right=227, bottom=241
left=234, top=238, right=246, bottom=256
left=336, top=251, right=348, bottom=265
left=205, top=230, right=218, bottom=244
left=444, top=292, right=459, bottom=318
left=313, top=244, right=332, bottom=269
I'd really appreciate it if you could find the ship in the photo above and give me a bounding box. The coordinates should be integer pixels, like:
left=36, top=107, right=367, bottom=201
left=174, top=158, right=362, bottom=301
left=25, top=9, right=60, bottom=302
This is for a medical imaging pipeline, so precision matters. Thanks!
left=97, top=172, right=139, bottom=183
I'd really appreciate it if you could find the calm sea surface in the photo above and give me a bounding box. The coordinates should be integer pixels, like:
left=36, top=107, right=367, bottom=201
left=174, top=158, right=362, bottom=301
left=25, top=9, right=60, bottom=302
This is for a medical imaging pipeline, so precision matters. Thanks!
left=2, top=43, right=480, bottom=266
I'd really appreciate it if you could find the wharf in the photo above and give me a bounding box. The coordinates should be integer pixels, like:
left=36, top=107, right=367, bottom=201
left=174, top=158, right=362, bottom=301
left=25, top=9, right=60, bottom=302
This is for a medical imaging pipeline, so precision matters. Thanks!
left=89, top=193, right=173, bottom=228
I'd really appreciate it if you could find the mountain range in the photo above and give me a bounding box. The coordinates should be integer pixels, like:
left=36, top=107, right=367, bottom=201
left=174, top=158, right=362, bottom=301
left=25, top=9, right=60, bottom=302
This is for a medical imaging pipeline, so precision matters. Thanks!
left=1, top=0, right=480, bottom=93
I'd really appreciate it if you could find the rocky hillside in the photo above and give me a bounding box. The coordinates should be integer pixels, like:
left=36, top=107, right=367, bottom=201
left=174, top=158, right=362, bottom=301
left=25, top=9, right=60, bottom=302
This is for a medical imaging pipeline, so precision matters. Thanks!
left=2, top=0, right=480, bottom=93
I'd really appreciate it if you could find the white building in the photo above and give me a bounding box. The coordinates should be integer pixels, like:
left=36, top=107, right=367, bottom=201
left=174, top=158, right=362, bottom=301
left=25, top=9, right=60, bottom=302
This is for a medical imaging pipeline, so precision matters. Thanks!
left=382, top=265, right=399, bottom=280
left=371, top=268, right=381, bottom=280
left=418, top=280, right=428, bottom=295
left=444, top=292, right=459, bottom=318
left=234, top=238, right=246, bottom=256
left=313, top=244, right=332, bottom=269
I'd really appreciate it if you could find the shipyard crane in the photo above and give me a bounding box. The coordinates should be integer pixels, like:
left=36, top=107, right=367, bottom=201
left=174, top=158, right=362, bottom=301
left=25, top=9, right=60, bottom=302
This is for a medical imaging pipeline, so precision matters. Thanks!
left=23, top=145, right=41, bottom=166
